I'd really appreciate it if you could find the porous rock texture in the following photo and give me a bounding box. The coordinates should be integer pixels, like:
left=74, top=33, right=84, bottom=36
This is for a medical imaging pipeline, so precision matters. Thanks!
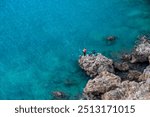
left=79, top=37, right=150, bottom=100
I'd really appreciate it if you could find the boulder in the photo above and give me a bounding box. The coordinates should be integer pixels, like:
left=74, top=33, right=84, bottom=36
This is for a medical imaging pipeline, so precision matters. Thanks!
left=102, top=80, right=150, bottom=100
left=83, top=71, right=121, bottom=100
left=130, top=38, right=150, bottom=63
left=79, top=54, right=114, bottom=77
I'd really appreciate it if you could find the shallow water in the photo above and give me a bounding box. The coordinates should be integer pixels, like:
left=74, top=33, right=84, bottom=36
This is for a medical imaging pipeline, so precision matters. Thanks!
left=0, top=0, right=150, bottom=99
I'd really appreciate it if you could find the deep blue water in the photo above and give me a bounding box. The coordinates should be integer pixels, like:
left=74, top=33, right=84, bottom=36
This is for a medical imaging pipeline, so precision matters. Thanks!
left=0, top=0, right=150, bottom=99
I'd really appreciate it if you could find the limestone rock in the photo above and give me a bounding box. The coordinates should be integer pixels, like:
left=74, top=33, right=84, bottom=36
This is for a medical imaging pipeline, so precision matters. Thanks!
left=102, top=80, right=150, bottom=100
left=79, top=54, right=114, bottom=77
left=83, top=71, right=121, bottom=100
left=131, top=38, right=150, bottom=63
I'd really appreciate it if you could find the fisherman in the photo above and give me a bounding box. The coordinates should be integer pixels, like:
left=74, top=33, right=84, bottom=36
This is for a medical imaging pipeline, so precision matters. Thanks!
left=83, top=48, right=87, bottom=56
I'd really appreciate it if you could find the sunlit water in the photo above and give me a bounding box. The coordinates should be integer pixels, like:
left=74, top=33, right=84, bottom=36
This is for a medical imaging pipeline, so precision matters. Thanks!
left=0, top=0, right=150, bottom=99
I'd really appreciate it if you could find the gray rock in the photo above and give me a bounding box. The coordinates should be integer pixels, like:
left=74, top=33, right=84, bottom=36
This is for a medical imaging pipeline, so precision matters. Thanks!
left=83, top=71, right=121, bottom=100
left=79, top=54, right=114, bottom=78
left=102, top=81, right=150, bottom=100
left=130, top=38, right=150, bottom=63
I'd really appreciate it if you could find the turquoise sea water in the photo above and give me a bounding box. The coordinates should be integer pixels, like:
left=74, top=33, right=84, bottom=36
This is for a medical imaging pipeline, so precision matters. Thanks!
left=0, top=0, right=150, bottom=99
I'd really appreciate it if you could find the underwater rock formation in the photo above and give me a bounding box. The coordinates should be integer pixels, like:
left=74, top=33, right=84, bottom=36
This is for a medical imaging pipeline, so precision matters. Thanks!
left=52, top=91, right=67, bottom=100
left=106, top=36, right=116, bottom=41
left=79, top=37, right=150, bottom=100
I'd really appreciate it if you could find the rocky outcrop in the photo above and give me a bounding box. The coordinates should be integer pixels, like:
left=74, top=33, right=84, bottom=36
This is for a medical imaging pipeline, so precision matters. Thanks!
left=79, top=37, right=150, bottom=100
left=130, top=37, right=150, bottom=63
left=102, top=80, right=150, bottom=100
left=79, top=54, right=114, bottom=78
left=83, top=71, right=121, bottom=99
left=83, top=70, right=150, bottom=100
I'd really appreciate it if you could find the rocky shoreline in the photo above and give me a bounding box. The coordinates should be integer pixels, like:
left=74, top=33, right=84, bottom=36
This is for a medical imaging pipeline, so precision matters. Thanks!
left=79, top=35, right=150, bottom=100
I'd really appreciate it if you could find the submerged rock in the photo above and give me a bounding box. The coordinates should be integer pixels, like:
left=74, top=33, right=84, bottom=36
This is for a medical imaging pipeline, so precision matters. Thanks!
left=79, top=54, right=114, bottom=78
left=106, top=36, right=117, bottom=41
left=52, top=91, right=67, bottom=100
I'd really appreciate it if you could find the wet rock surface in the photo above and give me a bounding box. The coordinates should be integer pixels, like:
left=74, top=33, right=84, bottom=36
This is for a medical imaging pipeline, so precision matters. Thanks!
left=79, top=37, right=150, bottom=100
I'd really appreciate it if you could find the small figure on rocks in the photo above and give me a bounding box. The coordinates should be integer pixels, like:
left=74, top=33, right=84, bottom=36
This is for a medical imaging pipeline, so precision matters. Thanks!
left=83, top=48, right=87, bottom=56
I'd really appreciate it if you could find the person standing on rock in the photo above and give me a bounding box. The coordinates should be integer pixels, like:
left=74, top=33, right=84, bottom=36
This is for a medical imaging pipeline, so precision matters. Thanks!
left=83, top=48, right=87, bottom=56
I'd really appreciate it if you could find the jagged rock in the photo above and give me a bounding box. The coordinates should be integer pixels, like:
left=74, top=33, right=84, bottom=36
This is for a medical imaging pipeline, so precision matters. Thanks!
left=121, top=54, right=131, bottom=61
left=79, top=38, right=150, bottom=100
left=128, top=70, right=142, bottom=81
left=114, top=62, right=129, bottom=71
left=79, top=54, right=114, bottom=77
left=102, top=80, right=150, bottom=100
left=139, top=65, right=150, bottom=81
left=83, top=71, right=121, bottom=100
left=130, top=37, right=150, bottom=63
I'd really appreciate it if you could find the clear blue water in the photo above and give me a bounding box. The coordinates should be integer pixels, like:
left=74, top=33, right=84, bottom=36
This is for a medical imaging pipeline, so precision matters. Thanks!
left=0, top=0, right=150, bottom=99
